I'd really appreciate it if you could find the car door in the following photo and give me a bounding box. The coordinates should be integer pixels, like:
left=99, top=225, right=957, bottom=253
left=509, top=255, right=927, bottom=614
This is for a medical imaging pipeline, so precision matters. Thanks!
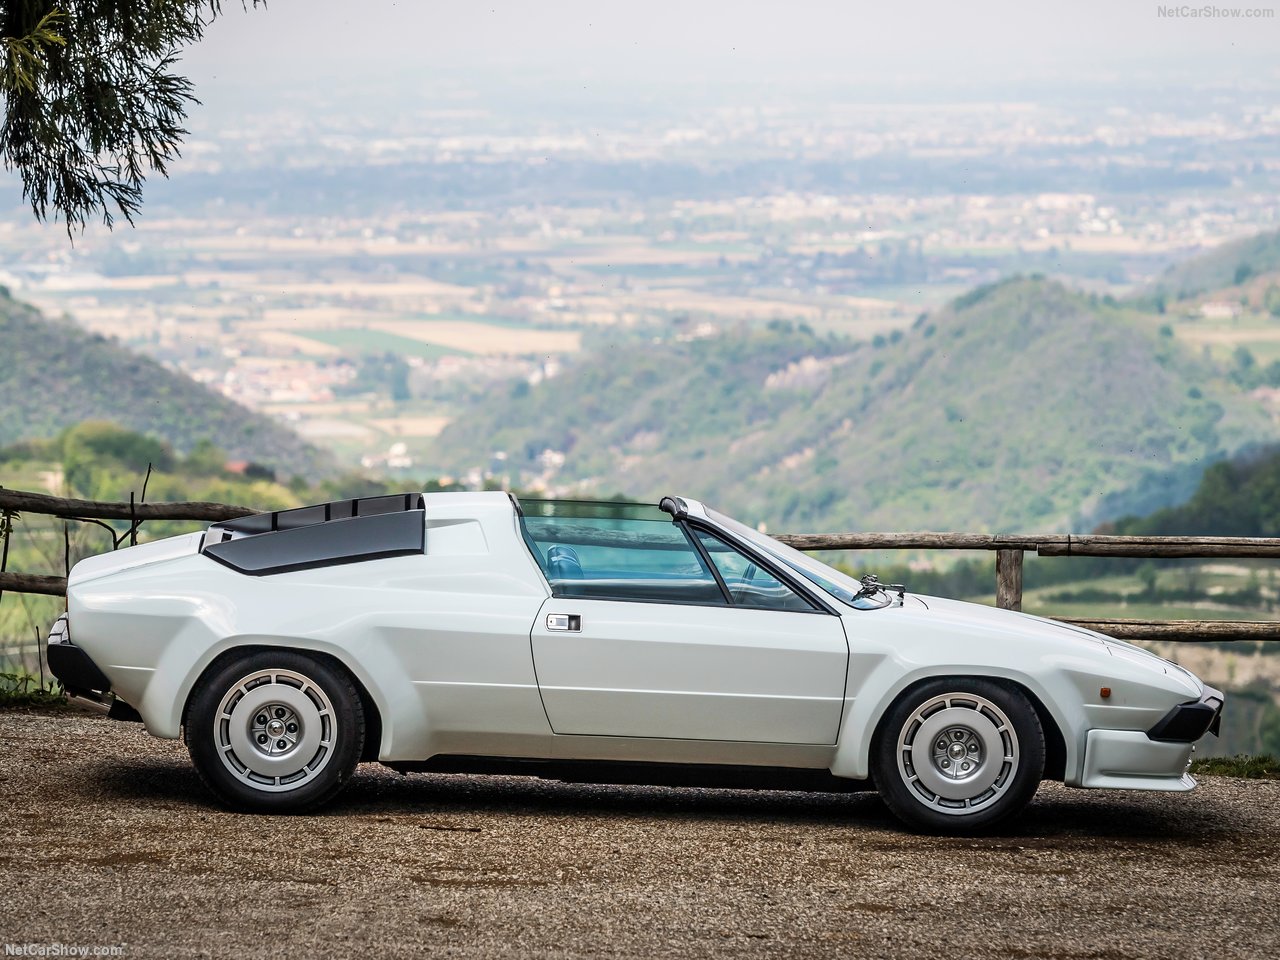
left=524, top=513, right=848, bottom=744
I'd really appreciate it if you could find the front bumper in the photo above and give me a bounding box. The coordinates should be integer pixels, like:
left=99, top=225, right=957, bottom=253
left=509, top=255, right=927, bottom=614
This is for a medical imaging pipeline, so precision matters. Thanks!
left=1080, top=686, right=1224, bottom=791
left=46, top=614, right=111, bottom=699
left=1147, top=685, right=1224, bottom=743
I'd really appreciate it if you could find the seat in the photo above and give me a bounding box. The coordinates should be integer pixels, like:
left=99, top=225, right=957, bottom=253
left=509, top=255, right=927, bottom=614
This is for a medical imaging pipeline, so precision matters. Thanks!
left=546, top=545, right=584, bottom=580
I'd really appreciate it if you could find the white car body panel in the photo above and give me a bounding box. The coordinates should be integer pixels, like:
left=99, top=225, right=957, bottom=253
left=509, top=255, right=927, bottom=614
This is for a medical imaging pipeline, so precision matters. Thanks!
left=1081, top=730, right=1196, bottom=790
left=58, top=491, right=1219, bottom=796
left=531, top=597, right=848, bottom=743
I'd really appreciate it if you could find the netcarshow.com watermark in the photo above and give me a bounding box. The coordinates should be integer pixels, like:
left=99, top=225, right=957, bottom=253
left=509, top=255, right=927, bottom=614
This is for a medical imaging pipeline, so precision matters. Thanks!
left=1156, top=4, right=1275, bottom=16
left=3, top=946, right=125, bottom=958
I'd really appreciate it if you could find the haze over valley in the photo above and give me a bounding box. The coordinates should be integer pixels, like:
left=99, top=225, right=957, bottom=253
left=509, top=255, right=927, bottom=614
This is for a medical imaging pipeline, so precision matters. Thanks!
left=1, top=17, right=1278, bottom=531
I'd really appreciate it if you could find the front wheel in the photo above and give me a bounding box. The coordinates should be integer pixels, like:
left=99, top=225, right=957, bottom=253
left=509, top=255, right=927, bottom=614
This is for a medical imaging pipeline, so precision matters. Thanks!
left=185, top=650, right=365, bottom=812
left=872, top=677, right=1044, bottom=832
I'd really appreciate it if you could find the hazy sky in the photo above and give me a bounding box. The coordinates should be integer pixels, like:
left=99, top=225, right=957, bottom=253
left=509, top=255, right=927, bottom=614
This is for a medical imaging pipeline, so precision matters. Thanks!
left=181, top=0, right=1280, bottom=103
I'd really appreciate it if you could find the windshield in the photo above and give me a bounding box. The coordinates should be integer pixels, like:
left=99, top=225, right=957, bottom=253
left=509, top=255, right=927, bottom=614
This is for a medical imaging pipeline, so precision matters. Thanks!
left=706, top=507, right=896, bottom=610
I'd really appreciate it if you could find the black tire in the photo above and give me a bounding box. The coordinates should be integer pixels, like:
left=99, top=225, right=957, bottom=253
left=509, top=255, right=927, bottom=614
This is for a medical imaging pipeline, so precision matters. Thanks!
left=871, top=677, right=1044, bottom=833
left=185, top=650, right=365, bottom=812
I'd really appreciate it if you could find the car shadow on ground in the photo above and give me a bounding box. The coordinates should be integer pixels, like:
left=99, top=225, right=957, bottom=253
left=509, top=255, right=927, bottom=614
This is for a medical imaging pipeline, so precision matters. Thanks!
left=82, top=757, right=1251, bottom=844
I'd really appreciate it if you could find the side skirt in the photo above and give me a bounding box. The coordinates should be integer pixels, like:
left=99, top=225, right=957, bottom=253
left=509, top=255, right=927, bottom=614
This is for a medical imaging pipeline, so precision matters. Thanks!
left=382, top=755, right=875, bottom=793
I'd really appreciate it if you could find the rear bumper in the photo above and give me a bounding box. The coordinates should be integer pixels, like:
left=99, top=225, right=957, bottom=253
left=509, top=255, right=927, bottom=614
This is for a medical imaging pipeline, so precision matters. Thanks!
left=46, top=615, right=111, bottom=699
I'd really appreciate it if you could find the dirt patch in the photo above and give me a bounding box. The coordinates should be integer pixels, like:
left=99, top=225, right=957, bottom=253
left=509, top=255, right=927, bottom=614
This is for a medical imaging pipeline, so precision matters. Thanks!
left=1, top=705, right=1277, bottom=959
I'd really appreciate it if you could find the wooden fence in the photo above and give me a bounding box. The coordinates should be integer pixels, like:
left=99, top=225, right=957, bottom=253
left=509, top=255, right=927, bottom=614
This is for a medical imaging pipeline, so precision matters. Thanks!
left=2, top=487, right=1278, bottom=643
left=773, top=532, right=1280, bottom=642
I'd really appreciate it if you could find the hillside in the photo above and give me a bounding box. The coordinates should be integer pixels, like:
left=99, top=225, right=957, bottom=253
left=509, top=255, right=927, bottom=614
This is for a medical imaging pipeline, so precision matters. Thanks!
left=1105, top=444, right=1280, bottom=537
left=430, top=277, right=1280, bottom=532
left=0, top=291, right=330, bottom=477
left=1143, top=229, right=1280, bottom=303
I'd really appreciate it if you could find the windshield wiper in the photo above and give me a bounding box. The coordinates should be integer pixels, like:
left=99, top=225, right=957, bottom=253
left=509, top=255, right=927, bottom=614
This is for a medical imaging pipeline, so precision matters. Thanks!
left=855, top=573, right=906, bottom=607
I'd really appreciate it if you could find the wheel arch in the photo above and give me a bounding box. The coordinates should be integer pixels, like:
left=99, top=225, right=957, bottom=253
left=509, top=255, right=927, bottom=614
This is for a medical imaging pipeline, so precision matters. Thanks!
left=180, top=643, right=386, bottom=763
left=833, top=666, right=1077, bottom=783
left=866, top=674, right=1068, bottom=783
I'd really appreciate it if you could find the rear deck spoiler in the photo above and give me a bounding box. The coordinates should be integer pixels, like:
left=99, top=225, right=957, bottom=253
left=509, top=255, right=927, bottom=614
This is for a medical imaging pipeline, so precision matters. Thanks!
left=202, top=492, right=427, bottom=576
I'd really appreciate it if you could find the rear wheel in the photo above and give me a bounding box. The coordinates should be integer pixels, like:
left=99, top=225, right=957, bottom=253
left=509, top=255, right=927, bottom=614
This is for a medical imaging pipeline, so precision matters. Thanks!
left=185, top=650, right=364, bottom=812
left=872, top=677, right=1044, bottom=832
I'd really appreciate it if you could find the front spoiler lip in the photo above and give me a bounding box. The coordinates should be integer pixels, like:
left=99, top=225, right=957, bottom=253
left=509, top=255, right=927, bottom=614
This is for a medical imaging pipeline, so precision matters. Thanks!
left=1147, top=685, right=1224, bottom=743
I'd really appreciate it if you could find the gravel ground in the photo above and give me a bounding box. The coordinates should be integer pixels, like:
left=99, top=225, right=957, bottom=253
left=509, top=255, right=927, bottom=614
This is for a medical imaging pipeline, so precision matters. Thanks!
left=1, top=704, right=1277, bottom=960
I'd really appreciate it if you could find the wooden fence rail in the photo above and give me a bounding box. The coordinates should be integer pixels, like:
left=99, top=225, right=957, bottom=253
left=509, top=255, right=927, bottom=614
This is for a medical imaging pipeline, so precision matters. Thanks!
left=0, top=488, right=253, bottom=523
left=773, top=531, right=1280, bottom=559
left=0, top=573, right=67, bottom=597
left=1, top=489, right=1278, bottom=642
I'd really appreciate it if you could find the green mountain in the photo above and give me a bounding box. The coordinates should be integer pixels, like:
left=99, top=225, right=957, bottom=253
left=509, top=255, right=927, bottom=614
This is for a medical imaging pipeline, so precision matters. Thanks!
left=1143, top=229, right=1280, bottom=303
left=430, top=276, right=1279, bottom=532
left=0, top=291, right=329, bottom=477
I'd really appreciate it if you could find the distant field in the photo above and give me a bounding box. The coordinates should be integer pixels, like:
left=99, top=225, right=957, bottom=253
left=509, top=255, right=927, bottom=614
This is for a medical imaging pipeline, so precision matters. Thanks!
left=966, top=562, right=1280, bottom=626
left=655, top=240, right=757, bottom=255
left=367, top=320, right=581, bottom=356
left=400, top=313, right=541, bottom=331
left=292, top=418, right=377, bottom=440
left=1175, top=325, right=1280, bottom=345
left=1170, top=308, right=1280, bottom=362
left=368, top=416, right=451, bottom=437
left=251, top=278, right=477, bottom=298
left=300, top=328, right=471, bottom=359
left=256, top=330, right=342, bottom=356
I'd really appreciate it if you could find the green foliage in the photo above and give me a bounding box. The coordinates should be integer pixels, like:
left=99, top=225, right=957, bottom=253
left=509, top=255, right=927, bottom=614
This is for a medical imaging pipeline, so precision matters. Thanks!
left=1041, top=579, right=1265, bottom=609
left=333, top=352, right=413, bottom=401
left=314, top=472, right=398, bottom=501
left=0, top=7, right=63, bottom=94
left=0, top=671, right=64, bottom=708
left=951, top=280, right=1001, bottom=311
left=60, top=420, right=173, bottom=490
left=1189, top=754, right=1280, bottom=779
left=1265, top=284, right=1280, bottom=318
left=184, top=439, right=228, bottom=476
left=1135, top=562, right=1158, bottom=598
left=0, top=1, right=262, bottom=229
left=1227, top=345, right=1280, bottom=391
left=0, top=294, right=330, bottom=477
left=834, top=557, right=994, bottom=601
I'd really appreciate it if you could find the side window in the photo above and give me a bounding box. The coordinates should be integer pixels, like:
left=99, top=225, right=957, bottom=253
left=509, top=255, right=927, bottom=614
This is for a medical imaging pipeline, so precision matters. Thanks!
left=694, top=530, right=815, bottom=612
left=522, top=515, right=726, bottom=605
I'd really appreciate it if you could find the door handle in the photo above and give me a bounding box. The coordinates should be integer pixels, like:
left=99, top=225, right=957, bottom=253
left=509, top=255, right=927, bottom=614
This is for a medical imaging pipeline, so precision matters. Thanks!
left=546, top=614, right=581, bottom=632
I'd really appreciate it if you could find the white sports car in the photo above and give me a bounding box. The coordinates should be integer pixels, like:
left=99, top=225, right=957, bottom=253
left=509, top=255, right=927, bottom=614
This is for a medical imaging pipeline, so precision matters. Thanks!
left=47, top=492, right=1222, bottom=831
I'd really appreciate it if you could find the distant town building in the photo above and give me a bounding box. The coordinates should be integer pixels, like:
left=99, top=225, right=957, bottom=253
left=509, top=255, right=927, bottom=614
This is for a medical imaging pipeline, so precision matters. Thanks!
left=1200, top=301, right=1242, bottom=320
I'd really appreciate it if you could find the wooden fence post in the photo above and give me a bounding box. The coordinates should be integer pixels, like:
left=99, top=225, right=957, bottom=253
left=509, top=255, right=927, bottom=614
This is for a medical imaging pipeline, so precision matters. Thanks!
left=996, top=548, right=1023, bottom=611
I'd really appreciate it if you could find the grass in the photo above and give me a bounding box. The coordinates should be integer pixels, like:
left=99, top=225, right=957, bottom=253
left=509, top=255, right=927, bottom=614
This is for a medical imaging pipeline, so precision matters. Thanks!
left=1190, top=754, right=1280, bottom=779
left=299, top=328, right=470, bottom=359
left=0, top=672, right=65, bottom=709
